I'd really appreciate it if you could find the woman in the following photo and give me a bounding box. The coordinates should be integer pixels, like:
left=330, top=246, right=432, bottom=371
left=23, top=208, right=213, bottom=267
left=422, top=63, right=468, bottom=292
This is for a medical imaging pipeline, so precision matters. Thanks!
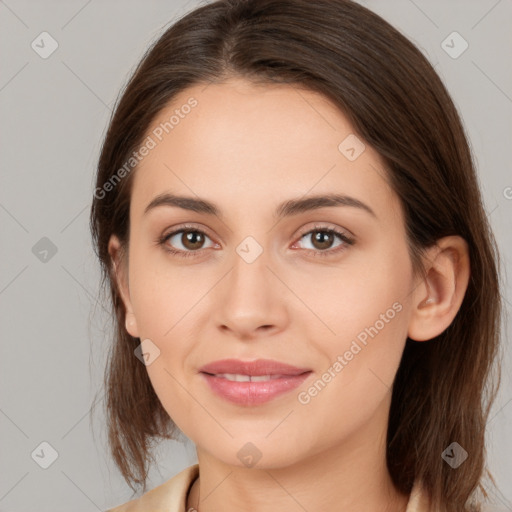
left=90, top=1, right=502, bottom=510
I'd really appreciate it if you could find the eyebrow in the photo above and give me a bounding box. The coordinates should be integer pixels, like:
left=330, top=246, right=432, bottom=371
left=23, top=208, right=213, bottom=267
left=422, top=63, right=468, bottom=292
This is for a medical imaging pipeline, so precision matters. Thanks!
left=144, top=192, right=376, bottom=219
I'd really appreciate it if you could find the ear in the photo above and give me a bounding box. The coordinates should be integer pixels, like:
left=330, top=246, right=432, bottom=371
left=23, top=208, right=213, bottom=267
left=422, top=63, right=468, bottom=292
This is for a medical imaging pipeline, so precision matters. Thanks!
left=407, top=236, right=470, bottom=342
left=108, top=235, right=140, bottom=338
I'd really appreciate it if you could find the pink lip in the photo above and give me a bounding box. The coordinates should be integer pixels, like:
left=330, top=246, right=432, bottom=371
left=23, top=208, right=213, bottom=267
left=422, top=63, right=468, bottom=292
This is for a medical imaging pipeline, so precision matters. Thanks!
left=199, top=358, right=311, bottom=376
left=199, top=359, right=312, bottom=406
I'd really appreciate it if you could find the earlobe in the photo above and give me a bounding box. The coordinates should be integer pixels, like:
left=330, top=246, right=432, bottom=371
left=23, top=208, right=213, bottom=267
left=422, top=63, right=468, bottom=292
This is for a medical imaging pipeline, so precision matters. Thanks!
left=108, top=235, right=140, bottom=338
left=125, top=314, right=139, bottom=337
left=408, top=236, right=470, bottom=342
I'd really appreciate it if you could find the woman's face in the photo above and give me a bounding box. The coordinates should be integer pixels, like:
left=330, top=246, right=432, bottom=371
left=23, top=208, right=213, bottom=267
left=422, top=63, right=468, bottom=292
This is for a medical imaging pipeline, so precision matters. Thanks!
left=113, top=77, right=421, bottom=469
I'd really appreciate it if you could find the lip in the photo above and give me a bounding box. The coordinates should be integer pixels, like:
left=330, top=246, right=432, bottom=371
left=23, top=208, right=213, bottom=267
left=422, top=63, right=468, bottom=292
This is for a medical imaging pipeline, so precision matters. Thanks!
left=199, top=358, right=311, bottom=376
left=199, top=359, right=312, bottom=406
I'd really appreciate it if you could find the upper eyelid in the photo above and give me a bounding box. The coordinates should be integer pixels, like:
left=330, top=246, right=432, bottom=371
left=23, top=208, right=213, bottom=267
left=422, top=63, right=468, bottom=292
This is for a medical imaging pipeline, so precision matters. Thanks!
left=162, top=223, right=216, bottom=242
left=297, top=223, right=353, bottom=238
left=162, top=222, right=353, bottom=247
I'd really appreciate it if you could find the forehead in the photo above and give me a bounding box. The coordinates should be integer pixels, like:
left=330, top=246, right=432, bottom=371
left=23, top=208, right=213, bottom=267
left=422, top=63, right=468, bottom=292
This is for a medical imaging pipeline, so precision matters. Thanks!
left=130, top=78, right=400, bottom=222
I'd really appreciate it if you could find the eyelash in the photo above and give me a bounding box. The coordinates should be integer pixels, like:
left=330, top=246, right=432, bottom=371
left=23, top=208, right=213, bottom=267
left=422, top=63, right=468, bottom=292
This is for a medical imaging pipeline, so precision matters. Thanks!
left=157, top=223, right=355, bottom=259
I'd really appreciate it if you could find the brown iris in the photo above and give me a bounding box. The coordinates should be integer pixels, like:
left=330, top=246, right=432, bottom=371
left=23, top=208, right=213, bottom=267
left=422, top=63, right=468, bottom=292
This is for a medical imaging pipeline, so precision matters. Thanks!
left=310, top=230, right=335, bottom=250
left=181, top=230, right=205, bottom=250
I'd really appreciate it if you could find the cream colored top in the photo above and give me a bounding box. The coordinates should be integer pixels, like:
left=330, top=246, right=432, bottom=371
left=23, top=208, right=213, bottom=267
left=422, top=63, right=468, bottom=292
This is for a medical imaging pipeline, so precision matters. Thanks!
left=106, top=463, right=432, bottom=511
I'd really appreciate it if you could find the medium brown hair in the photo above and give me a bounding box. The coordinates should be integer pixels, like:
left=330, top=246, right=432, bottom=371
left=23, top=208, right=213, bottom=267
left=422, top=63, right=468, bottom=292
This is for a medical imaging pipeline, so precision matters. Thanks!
left=90, top=1, right=502, bottom=509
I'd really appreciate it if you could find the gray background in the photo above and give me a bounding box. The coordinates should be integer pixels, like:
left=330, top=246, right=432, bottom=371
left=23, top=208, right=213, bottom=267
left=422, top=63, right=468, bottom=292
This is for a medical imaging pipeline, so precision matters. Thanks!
left=0, top=0, right=510, bottom=510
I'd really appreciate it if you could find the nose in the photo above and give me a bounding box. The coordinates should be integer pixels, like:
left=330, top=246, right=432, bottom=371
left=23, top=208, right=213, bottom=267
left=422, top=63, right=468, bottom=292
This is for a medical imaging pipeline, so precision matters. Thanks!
left=214, top=247, right=289, bottom=340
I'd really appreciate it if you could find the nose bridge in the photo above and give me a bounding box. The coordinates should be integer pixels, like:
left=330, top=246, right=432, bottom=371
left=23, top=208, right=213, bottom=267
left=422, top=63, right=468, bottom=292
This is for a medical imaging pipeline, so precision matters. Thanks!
left=228, top=234, right=272, bottom=300
left=213, top=232, right=286, bottom=334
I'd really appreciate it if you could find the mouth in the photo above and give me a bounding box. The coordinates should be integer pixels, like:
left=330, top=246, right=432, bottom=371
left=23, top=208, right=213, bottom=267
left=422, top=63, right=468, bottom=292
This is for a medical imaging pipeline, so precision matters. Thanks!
left=198, top=360, right=313, bottom=406
left=199, top=358, right=311, bottom=377
left=202, top=373, right=293, bottom=382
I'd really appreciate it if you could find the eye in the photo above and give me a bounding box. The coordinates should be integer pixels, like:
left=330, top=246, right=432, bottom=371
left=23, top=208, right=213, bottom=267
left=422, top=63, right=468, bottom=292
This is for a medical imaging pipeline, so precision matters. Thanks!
left=292, top=225, right=354, bottom=257
left=158, top=223, right=355, bottom=259
left=158, top=225, right=216, bottom=258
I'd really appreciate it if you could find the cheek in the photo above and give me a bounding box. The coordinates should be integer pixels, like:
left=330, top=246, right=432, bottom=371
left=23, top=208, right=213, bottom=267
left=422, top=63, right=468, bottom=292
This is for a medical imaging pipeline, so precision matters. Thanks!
left=293, top=302, right=409, bottom=451
left=127, top=246, right=203, bottom=337
left=295, top=245, right=412, bottom=409
left=290, top=249, right=412, bottom=345
left=126, top=249, right=206, bottom=421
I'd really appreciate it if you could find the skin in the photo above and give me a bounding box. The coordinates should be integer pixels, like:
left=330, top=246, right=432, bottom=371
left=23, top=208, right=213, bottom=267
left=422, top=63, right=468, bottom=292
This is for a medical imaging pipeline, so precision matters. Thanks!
left=109, top=77, right=470, bottom=511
